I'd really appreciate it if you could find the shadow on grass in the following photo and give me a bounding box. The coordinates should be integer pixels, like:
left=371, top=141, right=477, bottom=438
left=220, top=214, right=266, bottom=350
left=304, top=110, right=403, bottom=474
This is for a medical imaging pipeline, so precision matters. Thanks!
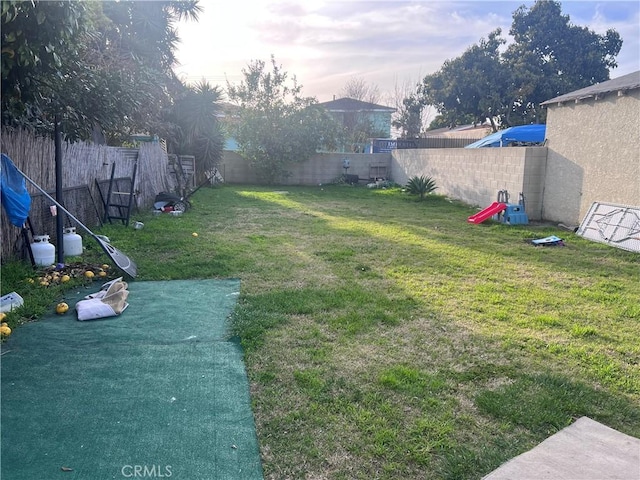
left=446, top=371, right=640, bottom=480
left=230, top=285, right=423, bottom=350
left=476, top=372, right=640, bottom=437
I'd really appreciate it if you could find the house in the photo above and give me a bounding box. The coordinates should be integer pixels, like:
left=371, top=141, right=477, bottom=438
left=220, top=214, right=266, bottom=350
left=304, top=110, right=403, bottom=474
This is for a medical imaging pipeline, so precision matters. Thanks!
left=540, top=70, right=640, bottom=224
left=424, top=123, right=492, bottom=139
left=216, top=102, right=241, bottom=151
left=317, top=97, right=396, bottom=152
left=400, top=123, right=492, bottom=149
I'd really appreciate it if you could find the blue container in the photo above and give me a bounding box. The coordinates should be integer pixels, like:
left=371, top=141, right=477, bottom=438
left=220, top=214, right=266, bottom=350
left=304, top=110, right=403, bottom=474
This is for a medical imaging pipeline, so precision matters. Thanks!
left=502, top=204, right=529, bottom=225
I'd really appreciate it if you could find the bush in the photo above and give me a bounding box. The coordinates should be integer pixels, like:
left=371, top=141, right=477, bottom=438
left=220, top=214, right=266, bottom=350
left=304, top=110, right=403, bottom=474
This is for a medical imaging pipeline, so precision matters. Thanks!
left=405, top=176, right=437, bottom=200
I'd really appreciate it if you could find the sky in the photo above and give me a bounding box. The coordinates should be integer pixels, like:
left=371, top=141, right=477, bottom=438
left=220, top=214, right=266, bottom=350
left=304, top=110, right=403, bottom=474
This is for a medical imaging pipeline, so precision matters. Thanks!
left=174, top=1, right=640, bottom=105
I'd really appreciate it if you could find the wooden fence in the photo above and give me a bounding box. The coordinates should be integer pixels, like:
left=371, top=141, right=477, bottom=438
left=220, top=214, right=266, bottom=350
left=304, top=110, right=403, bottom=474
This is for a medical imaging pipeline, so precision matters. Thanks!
left=1, top=129, right=177, bottom=263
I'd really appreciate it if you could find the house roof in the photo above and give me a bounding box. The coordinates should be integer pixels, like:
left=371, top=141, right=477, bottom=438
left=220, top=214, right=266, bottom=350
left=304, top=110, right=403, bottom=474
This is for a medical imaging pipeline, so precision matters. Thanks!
left=541, top=70, right=640, bottom=106
left=318, top=97, right=396, bottom=113
left=424, top=123, right=492, bottom=138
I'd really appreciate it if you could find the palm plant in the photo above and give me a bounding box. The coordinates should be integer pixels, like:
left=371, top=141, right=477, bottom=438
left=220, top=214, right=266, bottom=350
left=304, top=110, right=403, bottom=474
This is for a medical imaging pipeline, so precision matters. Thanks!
left=405, top=175, right=437, bottom=200
left=167, top=80, right=225, bottom=187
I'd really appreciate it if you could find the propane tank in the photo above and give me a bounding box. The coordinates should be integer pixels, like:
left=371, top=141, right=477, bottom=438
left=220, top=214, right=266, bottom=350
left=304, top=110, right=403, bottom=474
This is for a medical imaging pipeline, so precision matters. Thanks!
left=63, top=227, right=83, bottom=256
left=31, top=235, right=56, bottom=266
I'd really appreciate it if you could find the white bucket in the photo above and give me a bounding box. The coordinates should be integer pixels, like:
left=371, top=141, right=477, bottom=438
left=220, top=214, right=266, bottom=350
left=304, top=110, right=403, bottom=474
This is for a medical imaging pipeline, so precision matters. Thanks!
left=31, top=235, right=55, bottom=266
left=63, top=227, right=83, bottom=256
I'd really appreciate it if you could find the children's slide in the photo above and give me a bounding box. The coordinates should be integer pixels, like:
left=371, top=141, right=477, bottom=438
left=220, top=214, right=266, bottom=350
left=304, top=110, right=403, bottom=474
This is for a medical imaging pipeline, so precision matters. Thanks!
left=467, top=202, right=507, bottom=224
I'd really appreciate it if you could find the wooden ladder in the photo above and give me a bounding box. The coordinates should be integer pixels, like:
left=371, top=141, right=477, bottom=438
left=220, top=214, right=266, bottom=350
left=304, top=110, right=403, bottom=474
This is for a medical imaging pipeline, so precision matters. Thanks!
left=101, top=152, right=138, bottom=226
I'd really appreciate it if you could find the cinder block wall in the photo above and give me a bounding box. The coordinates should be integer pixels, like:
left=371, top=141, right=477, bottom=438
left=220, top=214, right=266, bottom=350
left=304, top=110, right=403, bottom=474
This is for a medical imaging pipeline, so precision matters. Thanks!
left=220, top=152, right=392, bottom=185
left=219, top=152, right=262, bottom=184
left=221, top=148, right=548, bottom=220
left=391, top=147, right=548, bottom=220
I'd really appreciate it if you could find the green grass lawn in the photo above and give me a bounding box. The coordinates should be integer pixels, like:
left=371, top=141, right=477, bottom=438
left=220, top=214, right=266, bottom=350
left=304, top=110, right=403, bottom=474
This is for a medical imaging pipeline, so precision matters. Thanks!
left=3, top=184, right=639, bottom=479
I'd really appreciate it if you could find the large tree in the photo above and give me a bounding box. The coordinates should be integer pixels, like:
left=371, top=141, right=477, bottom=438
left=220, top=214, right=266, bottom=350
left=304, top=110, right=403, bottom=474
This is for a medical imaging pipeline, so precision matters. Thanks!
left=503, top=0, right=622, bottom=123
left=227, top=56, right=342, bottom=184
left=1, top=0, right=202, bottom=142
left=1, top=1, right=89, bottom=132
left=418, top=0, right=623, bottom=128
left=421, top=29, right=508, bottom=131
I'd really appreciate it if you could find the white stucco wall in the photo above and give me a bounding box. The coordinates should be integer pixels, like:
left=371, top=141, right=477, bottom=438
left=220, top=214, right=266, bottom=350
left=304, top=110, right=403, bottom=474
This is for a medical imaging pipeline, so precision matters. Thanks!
left=543, top=90, right=640, bottom=224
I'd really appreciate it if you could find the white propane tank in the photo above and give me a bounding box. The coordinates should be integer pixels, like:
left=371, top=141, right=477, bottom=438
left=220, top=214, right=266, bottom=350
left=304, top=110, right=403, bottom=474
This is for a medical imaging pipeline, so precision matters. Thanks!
left=63, top=227, right=83, bottom=256
left=31, top=235, right=55, bottom=266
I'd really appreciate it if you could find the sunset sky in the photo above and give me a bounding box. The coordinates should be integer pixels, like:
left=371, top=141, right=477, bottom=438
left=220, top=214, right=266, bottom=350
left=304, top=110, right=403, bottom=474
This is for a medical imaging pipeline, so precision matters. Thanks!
left=175, top=1, right=640, bottom=104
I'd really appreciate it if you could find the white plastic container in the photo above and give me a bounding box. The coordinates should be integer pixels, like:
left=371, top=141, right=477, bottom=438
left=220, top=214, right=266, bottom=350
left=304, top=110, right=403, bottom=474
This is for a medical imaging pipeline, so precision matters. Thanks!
left=63, top=227, right=83, bottom=256
left=0, top=292, right=24, bottom=312
left=31, top=235, right=55, bottom=266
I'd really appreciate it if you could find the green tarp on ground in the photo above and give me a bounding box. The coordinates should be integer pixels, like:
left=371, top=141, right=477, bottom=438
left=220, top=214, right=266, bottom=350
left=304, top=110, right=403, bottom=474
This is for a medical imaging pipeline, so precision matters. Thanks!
left=1, top=279, right=263, bottom=480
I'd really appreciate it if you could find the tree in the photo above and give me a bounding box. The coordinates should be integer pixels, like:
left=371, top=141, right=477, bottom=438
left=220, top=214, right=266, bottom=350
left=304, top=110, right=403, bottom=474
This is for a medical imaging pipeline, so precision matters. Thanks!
left=340, top=76, right=381, bottom=104
left=416, top=0, right=623, bottom=128
left=420, top=29, right=509, bottom=131
left=167, top=80, right=225, bottom=184
left=227, top=56, right=342, bottom=184
left=1, top=1, right=89, bottom=131
left=94, top=1, right=202, bottom=143
left=1, top=0, right=202, bottom=142
left=392, top=94, right=424, bottom=138
left=337, top=76, right=388, bottom=148
left=100, top=1, right=201, bottom=75
left=503, top=0, right=622, bottom=123
left=340, top=112, right=380, bottom=152
left=389, top=78, right=432, bottom=138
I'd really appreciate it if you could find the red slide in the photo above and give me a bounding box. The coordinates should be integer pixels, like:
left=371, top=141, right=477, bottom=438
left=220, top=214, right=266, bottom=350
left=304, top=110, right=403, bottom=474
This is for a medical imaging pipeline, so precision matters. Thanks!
left=467, top=202, right=507, bottom=224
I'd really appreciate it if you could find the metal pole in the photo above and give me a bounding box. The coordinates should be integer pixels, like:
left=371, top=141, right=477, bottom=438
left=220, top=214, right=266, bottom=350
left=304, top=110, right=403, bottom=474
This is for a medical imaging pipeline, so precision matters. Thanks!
left=54, top=116, right=64, bottom=265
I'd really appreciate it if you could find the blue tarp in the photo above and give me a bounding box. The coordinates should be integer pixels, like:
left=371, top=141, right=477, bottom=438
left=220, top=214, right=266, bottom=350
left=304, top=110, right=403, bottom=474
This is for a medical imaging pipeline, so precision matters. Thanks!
left=465, top=124, right=546, bottom=148
left=1, top=154, right=31, bottom=227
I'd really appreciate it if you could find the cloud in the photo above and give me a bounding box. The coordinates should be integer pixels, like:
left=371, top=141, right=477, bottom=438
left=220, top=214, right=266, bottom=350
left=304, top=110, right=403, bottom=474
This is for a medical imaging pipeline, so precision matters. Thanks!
left=577, top=2, right=640, bottom=76
left=175, top=1, right=640, bottom=102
